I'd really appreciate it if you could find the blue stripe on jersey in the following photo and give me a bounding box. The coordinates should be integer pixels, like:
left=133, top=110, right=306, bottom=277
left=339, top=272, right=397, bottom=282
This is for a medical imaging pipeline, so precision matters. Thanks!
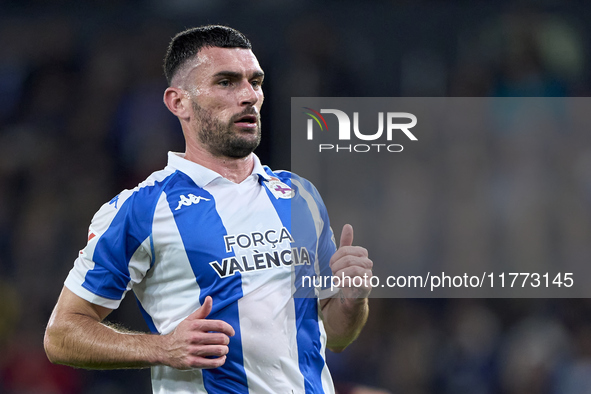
left=294, top=297, right=325, bottom=394
left=262, top=169, right=326, bottom=394
left=136, top=296, right=159, bottom=334
left=297, top=177, right=336, bottom=289
left=83, top=180, right=167, bottom=300
left=166, top=172, right=248, bottom=393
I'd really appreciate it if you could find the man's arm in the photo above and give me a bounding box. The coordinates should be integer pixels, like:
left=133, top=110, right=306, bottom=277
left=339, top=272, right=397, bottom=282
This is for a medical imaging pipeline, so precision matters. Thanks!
left=44, top=287, right=234, bottom=370
left=320, top=224, right=372, bottom=352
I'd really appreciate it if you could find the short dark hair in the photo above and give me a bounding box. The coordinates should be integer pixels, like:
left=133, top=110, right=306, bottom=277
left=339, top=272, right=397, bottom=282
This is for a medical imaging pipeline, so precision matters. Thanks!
left=163, top=25, right=252, bottom=85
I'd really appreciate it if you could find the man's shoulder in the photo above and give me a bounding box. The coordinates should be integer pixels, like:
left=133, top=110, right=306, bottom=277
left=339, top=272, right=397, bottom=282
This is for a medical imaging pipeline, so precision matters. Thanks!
left=93, top=167, right=178, bottom=221
left=262, top=167, right=325, bottom=202
left=262, top=167, right=311, bottom=187
left=126, top=167, right=178, bottom=200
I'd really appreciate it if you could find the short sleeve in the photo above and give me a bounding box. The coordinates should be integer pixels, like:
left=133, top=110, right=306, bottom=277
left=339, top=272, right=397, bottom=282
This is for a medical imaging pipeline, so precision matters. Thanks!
left=64, top=189, right=154, bottom=309
left=314, top=197, right=338, bottom=299
left=288, top=173, right=338, bottom=299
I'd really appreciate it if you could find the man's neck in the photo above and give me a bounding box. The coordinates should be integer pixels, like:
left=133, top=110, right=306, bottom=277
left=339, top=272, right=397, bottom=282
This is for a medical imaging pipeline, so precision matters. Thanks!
left=184, top=147, right=255, bottom=184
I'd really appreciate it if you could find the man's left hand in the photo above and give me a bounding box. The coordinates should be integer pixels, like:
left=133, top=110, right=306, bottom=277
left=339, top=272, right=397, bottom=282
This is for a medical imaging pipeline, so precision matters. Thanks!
left=329, top=224, right=373, bottom=300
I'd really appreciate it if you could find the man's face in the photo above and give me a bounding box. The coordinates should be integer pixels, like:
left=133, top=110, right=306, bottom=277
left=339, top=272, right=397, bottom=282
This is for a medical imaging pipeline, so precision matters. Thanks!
left=183, top=46, right=265, bottom=158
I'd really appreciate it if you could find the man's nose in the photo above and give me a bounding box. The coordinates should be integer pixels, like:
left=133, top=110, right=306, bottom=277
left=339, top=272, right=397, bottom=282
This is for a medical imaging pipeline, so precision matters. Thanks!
left=239, top=81, right=260, bottom=106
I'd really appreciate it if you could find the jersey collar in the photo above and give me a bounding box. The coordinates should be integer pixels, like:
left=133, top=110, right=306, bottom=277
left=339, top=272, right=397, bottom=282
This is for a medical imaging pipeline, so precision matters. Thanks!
left=167, top=152, right=271, bottom=188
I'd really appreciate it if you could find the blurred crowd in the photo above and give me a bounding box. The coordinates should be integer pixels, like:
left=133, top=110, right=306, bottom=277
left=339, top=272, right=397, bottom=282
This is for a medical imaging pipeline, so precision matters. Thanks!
left=2, top=1, right=591, bottom=393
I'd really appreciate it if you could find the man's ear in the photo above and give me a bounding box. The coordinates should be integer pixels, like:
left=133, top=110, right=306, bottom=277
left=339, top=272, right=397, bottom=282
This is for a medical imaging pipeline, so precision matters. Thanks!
left=163, top=87, right=191, bottom=120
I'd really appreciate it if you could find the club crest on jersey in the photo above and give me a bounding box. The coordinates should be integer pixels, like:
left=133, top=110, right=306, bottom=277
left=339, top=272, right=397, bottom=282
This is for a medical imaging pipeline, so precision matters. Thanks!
left=175, top=194, right=211, bottom=210
left=264, top=177, right=295, bottom=199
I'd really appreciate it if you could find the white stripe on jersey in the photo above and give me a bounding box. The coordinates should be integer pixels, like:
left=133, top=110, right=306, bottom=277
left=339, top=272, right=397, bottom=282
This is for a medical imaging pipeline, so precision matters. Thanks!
left=205, top=175, right=306, bottom=393
left=133, top=190, right=203, bottom=335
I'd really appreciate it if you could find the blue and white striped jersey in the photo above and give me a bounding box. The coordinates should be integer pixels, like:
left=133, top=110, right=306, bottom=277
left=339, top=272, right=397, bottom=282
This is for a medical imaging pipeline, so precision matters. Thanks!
left=65, top=152, right=337, bottom=394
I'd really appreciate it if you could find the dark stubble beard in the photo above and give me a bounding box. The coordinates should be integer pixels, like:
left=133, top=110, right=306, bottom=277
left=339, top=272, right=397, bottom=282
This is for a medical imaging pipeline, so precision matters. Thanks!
left=192, top=100, right=261, bottom=158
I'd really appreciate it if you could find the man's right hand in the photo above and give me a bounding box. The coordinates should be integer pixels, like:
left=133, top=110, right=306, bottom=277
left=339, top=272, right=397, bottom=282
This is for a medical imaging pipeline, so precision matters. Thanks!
left=44, top=288, right=234, bottom=370
left=163, top=296, right=235, bottom=370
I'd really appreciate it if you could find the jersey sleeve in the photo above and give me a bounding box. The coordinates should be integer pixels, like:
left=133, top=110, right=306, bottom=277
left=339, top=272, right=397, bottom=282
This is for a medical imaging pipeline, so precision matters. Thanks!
left=311, top=189, right=338, bottom=299
left=64, top=189, right=154, bottom=309
left=287, top=173, right=338, bottom=299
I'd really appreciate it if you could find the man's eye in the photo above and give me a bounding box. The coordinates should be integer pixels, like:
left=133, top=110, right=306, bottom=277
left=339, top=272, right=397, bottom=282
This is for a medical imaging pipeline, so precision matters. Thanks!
left=251, top=80, right=263, bottom=88
left=219, top=80, right=231, bottom=87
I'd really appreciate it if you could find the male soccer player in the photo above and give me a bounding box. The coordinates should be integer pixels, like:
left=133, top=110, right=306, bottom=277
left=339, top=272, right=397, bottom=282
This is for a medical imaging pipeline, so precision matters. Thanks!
left=44, top=25, right=372, bottom=393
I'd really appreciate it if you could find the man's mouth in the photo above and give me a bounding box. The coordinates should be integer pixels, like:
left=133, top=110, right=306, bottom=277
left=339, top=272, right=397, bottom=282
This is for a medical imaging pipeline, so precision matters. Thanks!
left=234, top=115, right=258, bottom=129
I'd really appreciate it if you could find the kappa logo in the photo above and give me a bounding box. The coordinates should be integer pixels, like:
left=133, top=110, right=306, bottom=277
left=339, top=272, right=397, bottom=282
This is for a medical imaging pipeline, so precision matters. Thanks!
left=109, top=194, right=120, bottom=209
left=175, top=194, right=211, bottom=210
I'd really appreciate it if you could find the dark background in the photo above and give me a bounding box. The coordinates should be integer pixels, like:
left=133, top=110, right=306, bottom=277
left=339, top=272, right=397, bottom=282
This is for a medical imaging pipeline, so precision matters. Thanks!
left=2, top=0, right=591, bottom=393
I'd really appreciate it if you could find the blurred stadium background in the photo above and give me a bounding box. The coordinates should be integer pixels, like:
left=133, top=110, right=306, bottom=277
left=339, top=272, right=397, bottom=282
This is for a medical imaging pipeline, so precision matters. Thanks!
left=2, top=0, right=591, bottom=393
